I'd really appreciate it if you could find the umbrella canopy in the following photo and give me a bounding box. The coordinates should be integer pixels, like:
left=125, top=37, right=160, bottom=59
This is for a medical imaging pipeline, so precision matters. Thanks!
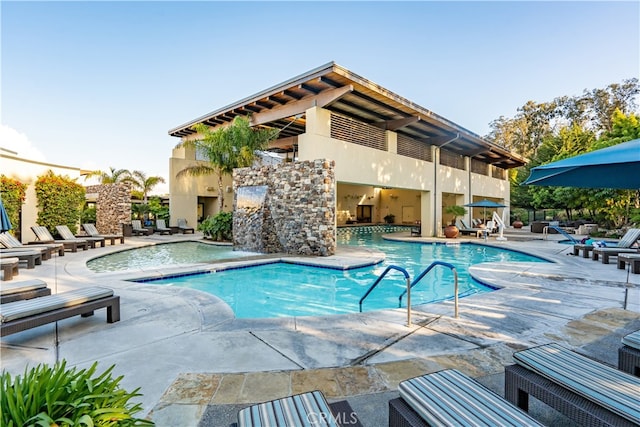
left=0, top=199, right=13, bottom=233
left=522, top=138, right=640, bottom=189
left=464, top=199, right=506, bottom=222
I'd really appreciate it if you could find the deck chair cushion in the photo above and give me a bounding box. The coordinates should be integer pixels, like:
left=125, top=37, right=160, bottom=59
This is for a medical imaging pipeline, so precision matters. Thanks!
left=0, top=279, right=47, bottom=296
left=238, top=390, right=339, bottom=427
left=622, top=330, right=640, bottom=350
left=0, top=287, right=114, bottom=323
left=398, top=369, right=543, bottom=426
left=513, top=343, right=640, bottom=424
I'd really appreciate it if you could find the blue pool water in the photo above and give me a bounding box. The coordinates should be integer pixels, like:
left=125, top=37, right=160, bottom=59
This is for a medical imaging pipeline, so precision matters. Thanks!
left=87, top=241, right=258, bottom=272
left=134, top=230, right=547, bottom=318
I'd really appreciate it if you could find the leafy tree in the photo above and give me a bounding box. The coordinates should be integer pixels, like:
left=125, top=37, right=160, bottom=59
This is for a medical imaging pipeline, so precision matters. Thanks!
left=128, top=170, right=166, bottom=203
left=0, top=175, right=27, bottom=234
left=35, top=171, right=85, bottom=234
left=176, top=116, right=278, bottom=211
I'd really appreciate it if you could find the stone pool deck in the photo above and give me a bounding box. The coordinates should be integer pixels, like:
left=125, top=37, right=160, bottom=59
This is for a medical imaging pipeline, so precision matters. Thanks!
left=1, top=230, right=639, bottom=426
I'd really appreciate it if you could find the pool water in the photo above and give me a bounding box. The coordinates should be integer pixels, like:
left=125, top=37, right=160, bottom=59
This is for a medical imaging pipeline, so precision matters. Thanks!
left=87, top=241, right=259, bottom=272
left=136, top=232, right=546, bottom=318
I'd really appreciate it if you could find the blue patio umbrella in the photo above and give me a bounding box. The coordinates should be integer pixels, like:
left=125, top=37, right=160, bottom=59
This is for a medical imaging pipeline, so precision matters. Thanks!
left=0, top=199, right=12, bottom=233
left=464, top=199, right=506, bottom=222
left=522, top=138, right=640, bottom=189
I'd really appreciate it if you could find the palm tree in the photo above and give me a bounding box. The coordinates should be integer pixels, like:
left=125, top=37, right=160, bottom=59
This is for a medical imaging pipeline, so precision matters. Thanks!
left=84, top=167, right=131, bottom=184
left=128, top=170, right=166, bottom=203
left=176, top=116, right=278, bottom=211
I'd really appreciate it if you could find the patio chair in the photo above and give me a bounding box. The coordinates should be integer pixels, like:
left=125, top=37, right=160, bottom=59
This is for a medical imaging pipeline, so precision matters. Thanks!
left=1, top=279, right=50, bottom=303
left=237, top=390, right=361, bottom=427
left=1, top=257, right=19, bottom=281
left=0, top=250, right=42, bottom=269
left=155, top=219, right=174, bottom=235
left=389, top=369, right=543, bottom=427
left=176, top=218, right=194, bottom=234
left=31, top=226, right=89, bottom=252
left=619, top=329, right=640, bottom=376
left=0, top=286, right=120, bottom=337
left=82, top=223, right=125, bottom=245
left=591, top=228, right=640, bottom=263
left=0, top=232, right=64, bottom=257
left=505, top=342, right=640, bottom=427
left=131, top=220, right=153, bottom=236
left=56, top=225, right=104, bottom=248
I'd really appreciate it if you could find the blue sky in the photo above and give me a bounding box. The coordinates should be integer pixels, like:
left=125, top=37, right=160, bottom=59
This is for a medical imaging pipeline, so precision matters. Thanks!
left=2, top=1, right=638, bottom=194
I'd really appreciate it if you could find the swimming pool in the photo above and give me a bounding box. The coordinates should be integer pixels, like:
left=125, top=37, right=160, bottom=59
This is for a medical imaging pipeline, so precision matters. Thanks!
left=134, top=232, right=547, bottom=318
left=87, top=241, right=259, bottom=272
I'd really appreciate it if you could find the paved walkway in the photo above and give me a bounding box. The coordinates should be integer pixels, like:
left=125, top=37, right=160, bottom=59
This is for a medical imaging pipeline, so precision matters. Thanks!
left=1, top=229, right=639, bottom=426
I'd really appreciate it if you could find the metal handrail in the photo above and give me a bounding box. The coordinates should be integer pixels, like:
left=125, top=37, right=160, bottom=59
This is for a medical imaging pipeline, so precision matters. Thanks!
left=359, top=265, right=410, bottom=313
left=398, top=261, right=459, bottom=324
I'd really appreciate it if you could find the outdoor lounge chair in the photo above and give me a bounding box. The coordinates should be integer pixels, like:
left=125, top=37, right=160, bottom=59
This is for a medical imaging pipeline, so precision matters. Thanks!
left=155, top=219, right=174, bottom=235
left=389, top=369, right=543, bottom=427
left=505, top=342, right=640, bottom=427
left=82, top=223, right=124, bottom=245
left=1, top=279, right=50, bottom=303
left=574, top=228, right=640, bottom=259
left=0, top=232, right=64, bottom=257
left=618, top=253, right=640, bottom=274
left=236, top=390, right=361, bottom=427
left=1, top=245, right=51, bottom=261
left=619, top=329, right=640, bottom=376
left=131, top=220, right=152, bottom=236
left=456, top=219, right=482, bottom=236
left=31, top=226, right=89, bottom=252
left=1, top=257, right=19, bottom=281
left=0, top=286, right=120, bottom=337
left=0, top=250, right=42, bottom=269
left=56, top=225, right=105, bottom=248
left=176, top=218, right=194, bottom=234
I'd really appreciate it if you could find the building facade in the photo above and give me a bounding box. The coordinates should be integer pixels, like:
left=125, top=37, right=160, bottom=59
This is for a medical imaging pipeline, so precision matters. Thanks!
left=168, top=62, right=525, bottom=236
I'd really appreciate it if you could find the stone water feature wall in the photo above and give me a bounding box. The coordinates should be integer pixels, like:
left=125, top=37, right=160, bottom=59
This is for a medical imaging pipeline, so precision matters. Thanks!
left=85, top=183, right=131, bottom=235
left=233, top=159, right=336, bottom=256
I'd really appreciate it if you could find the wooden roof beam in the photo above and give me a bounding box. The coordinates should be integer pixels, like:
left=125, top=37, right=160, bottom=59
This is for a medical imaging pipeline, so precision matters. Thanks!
left=250, top=85, right=353, bottom=127
left=371, top=116, right=420, bottom=131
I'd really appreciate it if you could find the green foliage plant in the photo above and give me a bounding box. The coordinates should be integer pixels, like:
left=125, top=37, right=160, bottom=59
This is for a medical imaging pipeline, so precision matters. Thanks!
left=0, top=360, right=154, bottom=427
left=0, top=175, right=27, bottom=234
left=147, top=197, right=169, bottom=221
left=35, top=171, right=86, bottom=235
left=199, top=212, right=232, bottom=241
left=444, top=205, right=467, bottom=225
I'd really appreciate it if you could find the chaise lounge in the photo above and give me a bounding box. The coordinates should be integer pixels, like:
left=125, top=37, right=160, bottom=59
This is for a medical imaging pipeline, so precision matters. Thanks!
left=505, top=342, right=640, bottom=427
left=31, top=226, right=89, bottom=252
left=0, top=232, right=64, bottom=258
left=619, top=329, right=640, bottom=376
left=574, top=228, right=640, bottom=260
left=0, top=279, right=51, bottom=303
left=155, top=219, right=174, bottom=235
left=0, top=250, right=42, bottom=269
left=82, top=223, right=125, bottom=245
left=131, top=220, right=153, bottom=236
left=617, top=253, right=640, bottom=274
left=176, top=218, right=195, bottom=234
left=56, top=225, right=105, bottom=248
left=389, top=369, right=543, bottom=427
left=457, top=219, right=483, bottom=237
left=236, top=390, right=361, bottom=427
left=1, top=257, right=19, bottom=281
left=0, top=286, right=120, bottom=337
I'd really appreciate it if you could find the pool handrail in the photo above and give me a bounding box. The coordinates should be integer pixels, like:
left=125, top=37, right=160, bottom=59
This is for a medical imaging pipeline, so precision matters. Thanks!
left=359, top=265, right=410, bottom=314
left=398, top=261, right=459, bottom=321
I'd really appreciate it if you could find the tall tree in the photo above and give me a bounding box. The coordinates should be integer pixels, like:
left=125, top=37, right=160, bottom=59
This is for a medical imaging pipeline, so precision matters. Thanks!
left=84, top=167, right=131, bottom=184
left=128, top=170, right=166, bottom=203
left=176, top=116, right=278, bottom=211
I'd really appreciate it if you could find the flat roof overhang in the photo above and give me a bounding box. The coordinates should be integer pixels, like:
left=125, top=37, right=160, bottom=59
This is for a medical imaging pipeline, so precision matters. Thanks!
left=168, top=62, right=526, bottom=169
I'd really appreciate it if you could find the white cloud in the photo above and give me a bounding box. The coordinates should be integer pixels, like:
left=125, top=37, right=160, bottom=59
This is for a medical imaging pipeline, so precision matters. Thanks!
left=0, top=125, right=46, bottom=161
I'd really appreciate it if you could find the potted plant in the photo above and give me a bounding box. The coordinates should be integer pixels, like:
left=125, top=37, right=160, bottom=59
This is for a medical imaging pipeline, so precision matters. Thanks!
left=383, top=213, right=395, bottom=224
left=444, top=205, right=467, bottom=238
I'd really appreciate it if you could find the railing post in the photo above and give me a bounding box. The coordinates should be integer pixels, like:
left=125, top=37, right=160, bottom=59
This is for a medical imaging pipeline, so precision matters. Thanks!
left=406, top=276, right=412, bottom=327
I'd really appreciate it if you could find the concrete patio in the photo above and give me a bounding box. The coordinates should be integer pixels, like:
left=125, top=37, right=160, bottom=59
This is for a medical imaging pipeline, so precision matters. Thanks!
left=1, top=229, right=639, bottom=426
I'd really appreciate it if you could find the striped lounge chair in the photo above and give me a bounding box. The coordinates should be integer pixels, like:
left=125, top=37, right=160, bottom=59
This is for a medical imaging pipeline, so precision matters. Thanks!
left=82, top=223, right=124, bottom=245
left=155, top=219, right=174, bottom=235
left=590, top=228, right=640, bottom=263
left=176, top=218, right=194, bottom=234
left=389, top=369, right=543, bottom=426
left=56, top=225, right=105, bottom=248
left=237, top=390, right=361, bottom=427
left=0, top=286, right=120, bottom=337
left=619, top=329, right=640, bottom=376
left=131, top=220, right=153, bottom=236
left=31, top=226, right=89, bottom=252
left=0, top=279, right=50, bottom=303
left=505, top=342, right=640, bottom=427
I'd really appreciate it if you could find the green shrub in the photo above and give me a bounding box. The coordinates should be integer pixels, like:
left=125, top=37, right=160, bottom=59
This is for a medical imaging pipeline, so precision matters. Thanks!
left=81, top=206, right=97, bottom=225
left=0, top=360, right=154, bottom=427
left=35, top=170, right=85, bottom=235
left=199, top=212, right=232, bottom=241
left=0, top=175, right=27, bottom=234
